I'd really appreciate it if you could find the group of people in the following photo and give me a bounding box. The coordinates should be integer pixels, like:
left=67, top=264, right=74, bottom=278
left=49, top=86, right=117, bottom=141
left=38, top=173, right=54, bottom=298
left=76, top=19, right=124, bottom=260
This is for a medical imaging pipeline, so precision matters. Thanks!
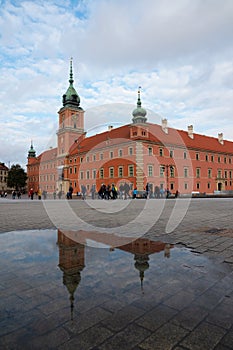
left=24, top=183, right=179, bottom=201
left=98, top=183, right=118, bottom=200
left=12, top=190, right=21, bottom=199
left=1, top=191, right=8, bottom=198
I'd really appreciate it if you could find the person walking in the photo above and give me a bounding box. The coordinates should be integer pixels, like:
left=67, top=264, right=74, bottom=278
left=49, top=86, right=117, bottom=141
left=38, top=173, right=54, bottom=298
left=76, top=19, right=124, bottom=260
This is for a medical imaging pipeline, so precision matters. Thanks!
left=29, top=188, right=34, bottom=200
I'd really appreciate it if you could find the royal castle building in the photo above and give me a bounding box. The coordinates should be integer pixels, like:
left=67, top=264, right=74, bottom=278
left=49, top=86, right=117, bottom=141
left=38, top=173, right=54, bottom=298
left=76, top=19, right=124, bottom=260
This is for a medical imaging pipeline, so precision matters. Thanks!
left=27, top=60, right=233, bottom=197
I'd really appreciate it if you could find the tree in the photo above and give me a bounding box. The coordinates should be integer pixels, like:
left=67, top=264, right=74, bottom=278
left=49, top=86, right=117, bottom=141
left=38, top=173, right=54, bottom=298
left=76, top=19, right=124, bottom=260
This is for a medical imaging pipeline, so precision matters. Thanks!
left=7, top=164, right=27, bottom=191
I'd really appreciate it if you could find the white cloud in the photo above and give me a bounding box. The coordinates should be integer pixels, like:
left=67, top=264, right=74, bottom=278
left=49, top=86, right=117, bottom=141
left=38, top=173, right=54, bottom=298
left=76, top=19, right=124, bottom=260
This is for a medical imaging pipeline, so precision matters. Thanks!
left=0, top=0, right=232, bottom=168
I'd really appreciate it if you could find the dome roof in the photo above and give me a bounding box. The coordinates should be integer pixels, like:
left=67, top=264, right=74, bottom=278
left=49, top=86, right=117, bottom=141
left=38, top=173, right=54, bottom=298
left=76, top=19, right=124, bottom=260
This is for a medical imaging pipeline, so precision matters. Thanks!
left=62, top=58, right=81, bottom=108
left=28, top=142, right=36, bottom=158
left=132, top=106, right=147, bottom=118
left=132, top=87, right=147, bottom=123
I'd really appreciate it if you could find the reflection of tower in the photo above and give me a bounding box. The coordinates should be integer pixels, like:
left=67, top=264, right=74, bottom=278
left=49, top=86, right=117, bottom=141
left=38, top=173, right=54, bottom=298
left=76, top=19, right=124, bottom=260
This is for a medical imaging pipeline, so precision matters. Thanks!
left=118, top=238, right=173, bottom=292
left=134, top=254, right=149, bottom=293
left=57, top=230, right=85, bottom=320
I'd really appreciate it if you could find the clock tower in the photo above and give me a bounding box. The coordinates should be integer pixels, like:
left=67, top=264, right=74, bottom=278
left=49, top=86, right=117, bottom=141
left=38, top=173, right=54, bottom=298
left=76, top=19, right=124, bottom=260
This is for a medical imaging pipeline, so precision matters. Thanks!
left=57, top=58, right=85, bottom=159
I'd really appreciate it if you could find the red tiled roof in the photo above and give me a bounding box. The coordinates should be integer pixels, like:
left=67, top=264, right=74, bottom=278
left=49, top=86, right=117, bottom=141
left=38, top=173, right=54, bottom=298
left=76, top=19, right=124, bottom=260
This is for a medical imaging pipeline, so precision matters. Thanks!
left=69, top=123, right=233, bottom=156
left=69, top=125, right=131, bottom=155
left=28, top=147, right=57, bottom=165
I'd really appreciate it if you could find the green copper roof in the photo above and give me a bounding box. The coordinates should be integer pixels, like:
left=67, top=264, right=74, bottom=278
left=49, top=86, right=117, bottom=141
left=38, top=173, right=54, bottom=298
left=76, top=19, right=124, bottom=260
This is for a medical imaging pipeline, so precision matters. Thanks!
left=28, top=141, right=36, bottom=158
left=62, top=58, right=81, bottom=108
left=132, top=87, right=147, bottom=123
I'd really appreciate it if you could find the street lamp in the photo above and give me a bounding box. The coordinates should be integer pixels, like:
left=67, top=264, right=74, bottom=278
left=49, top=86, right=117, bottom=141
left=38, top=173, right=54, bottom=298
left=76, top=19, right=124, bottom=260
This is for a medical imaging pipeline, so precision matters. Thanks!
left=162, top=164, right=174, bottom=198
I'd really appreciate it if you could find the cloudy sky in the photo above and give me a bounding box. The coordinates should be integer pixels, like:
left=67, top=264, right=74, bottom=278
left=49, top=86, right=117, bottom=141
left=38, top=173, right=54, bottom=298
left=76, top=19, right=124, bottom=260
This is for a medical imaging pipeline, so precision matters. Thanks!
left=0, top=0, right=233, bottom=169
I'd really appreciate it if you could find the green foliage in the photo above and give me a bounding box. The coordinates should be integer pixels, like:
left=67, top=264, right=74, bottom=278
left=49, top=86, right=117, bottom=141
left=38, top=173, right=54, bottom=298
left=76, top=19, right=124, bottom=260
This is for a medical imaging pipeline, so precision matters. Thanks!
left=7, top=164, right=27, bottom=190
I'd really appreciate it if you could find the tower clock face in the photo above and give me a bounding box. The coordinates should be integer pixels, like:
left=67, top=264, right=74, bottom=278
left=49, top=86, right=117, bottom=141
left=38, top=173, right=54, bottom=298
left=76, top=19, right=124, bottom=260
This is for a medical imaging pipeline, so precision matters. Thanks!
left=72, top=114, right=78, bottom=121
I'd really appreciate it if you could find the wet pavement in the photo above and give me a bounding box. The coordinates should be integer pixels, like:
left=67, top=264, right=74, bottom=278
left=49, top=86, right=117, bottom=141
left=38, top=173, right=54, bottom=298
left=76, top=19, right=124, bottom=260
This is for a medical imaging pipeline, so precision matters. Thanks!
left=0, top=197, right=233, bottom=349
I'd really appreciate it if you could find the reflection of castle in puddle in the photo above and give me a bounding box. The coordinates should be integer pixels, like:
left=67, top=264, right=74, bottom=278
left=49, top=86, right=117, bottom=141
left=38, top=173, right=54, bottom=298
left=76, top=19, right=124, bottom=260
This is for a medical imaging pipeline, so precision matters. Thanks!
left=57, top=229, right=173, bottom=319
left=57, top=230, right=85, bottom=320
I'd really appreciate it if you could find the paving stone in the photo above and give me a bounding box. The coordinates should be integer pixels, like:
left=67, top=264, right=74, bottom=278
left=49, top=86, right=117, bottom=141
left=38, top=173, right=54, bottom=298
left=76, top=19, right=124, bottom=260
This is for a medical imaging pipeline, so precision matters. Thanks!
left=162, top=290, right=196, bottom=311
left=206, top=301, right=233, bottom=329
left=180, top=322, right=227, bottom=350
left=64, top=306, right=112, bottom=335
left=219, top=326, right=233, bottom=348
left=224, top=256, right=233, bottom=264
left=101, top=305, right=145, bottom=332
left=59, top=324, right=113, bottom=350
left=98, top=323, right=151, bottom=350
left=139, top=322, right=189, bottom=350
left=192, top=287, right=225, bottom=310
left=171, top=304, right=209, bottom=331
left=135, top=304, right=178, bottom=331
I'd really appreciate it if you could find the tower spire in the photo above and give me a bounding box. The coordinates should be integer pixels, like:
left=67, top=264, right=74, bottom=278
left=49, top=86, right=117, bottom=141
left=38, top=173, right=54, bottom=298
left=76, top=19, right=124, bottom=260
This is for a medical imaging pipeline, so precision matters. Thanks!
left=137, top=86, right=142, bottom=108
left=132, top=86, right=147, bottom=124
left=62, top=58, right=82, bottom=108
left=69, top=57, right=74, bottom=86
left=28, top=140, right=36, bottom=158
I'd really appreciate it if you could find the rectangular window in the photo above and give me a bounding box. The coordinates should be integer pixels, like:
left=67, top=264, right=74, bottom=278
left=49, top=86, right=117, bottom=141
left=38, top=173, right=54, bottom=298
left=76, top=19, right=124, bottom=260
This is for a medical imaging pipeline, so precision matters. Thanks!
left=100, top=168, right=104, bottom=179
left=211, top=155, right=214, bottom=162
left=109, top=167, right=114, bottom=178
left=170, top=150, right=174, bottom=158
left=218, top=170, right=222, bottom=178
left=129, top=147, right=133, bottom=156
left=196, top=153, right=199, bottom=161
left=128, top=165, right=134, bottom=177
left=74, top=167, right=77, bottom=174
left=196, top=168, right=200, bottom=178
left=93, top=154, right=96, bottom=162
left=110, top=151, right=114, bottom=159
left=69, top=167, right=72, bottom=174
left=80, top=171, right=84, bottom=180
left=224, top=157, right=227, bottom=164
left=218, top=156, right=221, bottom=163
left=148, top=147, right=152, bottom=156
left=208, top=168, right=212, bottom=178
left=118, top=166, right=123, bottom=177
left=225, top=171, right=227, bottom=178
left=197, top=183, right=200, bottom=190
left=86, top=170, right=90, bottom=180
left=184, top=183, right=188, bottom=190
left=208, top=182, right=211, bottom=189
left=170, top=166, right=175, bottom=178
left=184, top=151, right=187, bottom=159
left=229, top=171, right=232, bottom=179
left=148, top=165, right=153, bottom=177
left=206, top=154, right=208, bottom=162
left=119, top=149, right=123, bottom=157
left=93, top=169, right=96, bottom=179
left=159, top=148, right=163, bottom=157
left=184, top=167, right=188, bottom=178
left=160, top=166, right=165, bottom=177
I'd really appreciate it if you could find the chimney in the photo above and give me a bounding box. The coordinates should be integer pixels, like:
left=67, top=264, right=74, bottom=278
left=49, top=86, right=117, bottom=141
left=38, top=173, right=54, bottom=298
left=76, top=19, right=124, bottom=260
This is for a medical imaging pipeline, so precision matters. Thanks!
left=218, top=133, right=224, bottom=145
left=161, top=118, right=168, bottom=134
left=188, top=125, right=194, bottom=139
left=108, top=125, right=114, bottom=131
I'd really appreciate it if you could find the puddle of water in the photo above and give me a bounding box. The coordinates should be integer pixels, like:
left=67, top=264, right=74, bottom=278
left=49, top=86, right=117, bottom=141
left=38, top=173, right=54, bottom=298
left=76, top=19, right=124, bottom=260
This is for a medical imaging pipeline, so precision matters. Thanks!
left=0, top=229, right=231, bottom=349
